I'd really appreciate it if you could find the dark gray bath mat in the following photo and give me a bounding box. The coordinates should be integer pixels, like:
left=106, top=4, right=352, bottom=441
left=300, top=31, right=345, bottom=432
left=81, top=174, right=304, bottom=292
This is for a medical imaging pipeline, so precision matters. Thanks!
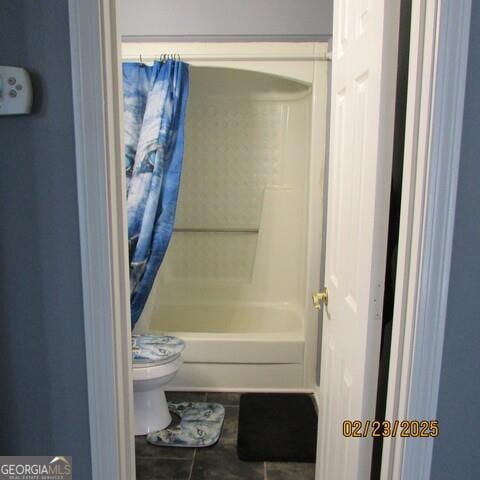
left=237, top=393, right=317, bottom=462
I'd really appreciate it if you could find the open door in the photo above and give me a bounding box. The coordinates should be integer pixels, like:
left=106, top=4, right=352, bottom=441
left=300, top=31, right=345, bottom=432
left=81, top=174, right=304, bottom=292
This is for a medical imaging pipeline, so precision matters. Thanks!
left=315, top=0, right=401, bottom=478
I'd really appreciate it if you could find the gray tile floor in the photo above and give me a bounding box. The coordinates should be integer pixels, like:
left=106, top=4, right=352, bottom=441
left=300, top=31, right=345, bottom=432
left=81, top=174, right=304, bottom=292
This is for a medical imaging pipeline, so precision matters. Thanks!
left=135, top=392, right=316, bottom=480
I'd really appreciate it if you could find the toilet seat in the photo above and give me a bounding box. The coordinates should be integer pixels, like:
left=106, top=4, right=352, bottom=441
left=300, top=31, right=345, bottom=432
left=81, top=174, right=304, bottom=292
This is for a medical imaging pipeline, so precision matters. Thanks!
left=132, top=334, right=185, bottom=368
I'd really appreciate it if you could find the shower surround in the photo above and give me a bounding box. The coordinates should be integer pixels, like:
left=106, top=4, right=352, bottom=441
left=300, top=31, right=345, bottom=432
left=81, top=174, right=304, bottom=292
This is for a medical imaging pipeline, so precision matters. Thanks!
left=125, top=43, right=328, bottom=390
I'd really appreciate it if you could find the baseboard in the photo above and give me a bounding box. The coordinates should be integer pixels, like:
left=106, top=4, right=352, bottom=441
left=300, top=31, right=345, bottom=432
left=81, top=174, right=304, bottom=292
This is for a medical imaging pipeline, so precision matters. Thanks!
left=165, top=386, right=316, bottom=394
left=312, top=387, right=321, bottom=414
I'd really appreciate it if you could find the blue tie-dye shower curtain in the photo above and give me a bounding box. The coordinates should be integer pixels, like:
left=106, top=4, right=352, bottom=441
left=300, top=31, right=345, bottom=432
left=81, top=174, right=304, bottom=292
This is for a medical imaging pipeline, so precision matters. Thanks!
left=123, top=60, right=189, bottom=329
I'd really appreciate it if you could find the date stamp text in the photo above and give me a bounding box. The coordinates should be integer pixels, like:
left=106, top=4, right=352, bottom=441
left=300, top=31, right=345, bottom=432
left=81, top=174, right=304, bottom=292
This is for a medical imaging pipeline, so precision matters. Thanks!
left=342, top=420, right=439, bottom=438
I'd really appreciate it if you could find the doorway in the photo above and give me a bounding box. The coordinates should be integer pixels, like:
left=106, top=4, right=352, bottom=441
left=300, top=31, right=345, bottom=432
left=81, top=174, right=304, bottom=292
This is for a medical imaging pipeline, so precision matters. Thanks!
left=66, top=0, right=471, bottom=478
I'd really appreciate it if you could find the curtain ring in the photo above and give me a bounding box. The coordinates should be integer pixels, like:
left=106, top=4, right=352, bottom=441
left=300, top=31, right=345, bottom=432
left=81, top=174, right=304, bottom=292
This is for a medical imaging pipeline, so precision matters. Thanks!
left=159, top=53, right=181, bottom=62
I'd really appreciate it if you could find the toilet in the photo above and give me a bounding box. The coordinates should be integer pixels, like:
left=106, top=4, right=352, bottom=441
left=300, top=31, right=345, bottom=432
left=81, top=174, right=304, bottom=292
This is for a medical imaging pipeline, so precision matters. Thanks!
left=132, top=334, right=185, bottom=436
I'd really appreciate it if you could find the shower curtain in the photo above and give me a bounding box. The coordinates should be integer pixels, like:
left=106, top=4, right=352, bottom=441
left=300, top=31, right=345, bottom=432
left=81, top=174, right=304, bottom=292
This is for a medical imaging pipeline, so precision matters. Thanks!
left=123, top=60, right=189, bottom=328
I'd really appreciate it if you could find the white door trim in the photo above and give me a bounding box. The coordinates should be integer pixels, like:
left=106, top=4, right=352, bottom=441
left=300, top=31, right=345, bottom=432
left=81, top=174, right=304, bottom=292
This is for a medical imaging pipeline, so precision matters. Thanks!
left=68, top=1, right=135, bottom=479
left=381, top=0, right=471, bottom=478
left=67, top=0, right=471, bottom=479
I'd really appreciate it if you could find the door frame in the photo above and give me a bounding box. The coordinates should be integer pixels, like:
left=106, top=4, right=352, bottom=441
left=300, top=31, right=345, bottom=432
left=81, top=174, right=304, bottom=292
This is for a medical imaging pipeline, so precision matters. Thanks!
left=68, top=0, right=135, bottom=479
left=381, top=0, right=471, bottom=478
left=67, top=0, right=471, bottom=479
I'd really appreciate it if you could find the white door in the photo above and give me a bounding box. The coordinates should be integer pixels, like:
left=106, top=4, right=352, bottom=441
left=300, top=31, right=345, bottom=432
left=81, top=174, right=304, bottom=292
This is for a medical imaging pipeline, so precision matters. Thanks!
left=316, top=0, right=401, bottom=478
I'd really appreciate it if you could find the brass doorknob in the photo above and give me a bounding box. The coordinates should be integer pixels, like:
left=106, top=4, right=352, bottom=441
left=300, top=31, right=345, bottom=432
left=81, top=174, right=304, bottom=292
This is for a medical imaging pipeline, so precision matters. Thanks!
left=312, top=289, right=328, bottom=309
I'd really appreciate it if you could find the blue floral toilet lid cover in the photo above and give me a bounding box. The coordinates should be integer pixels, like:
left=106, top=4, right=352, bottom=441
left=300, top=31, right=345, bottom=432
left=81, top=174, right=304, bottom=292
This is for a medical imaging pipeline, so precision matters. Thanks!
left=132, top=334, right=185, bottom=366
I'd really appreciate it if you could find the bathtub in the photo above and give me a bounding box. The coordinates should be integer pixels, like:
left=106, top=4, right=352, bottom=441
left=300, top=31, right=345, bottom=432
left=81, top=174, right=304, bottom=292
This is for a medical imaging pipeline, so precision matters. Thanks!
left=147, top=304, right=306, bottom=390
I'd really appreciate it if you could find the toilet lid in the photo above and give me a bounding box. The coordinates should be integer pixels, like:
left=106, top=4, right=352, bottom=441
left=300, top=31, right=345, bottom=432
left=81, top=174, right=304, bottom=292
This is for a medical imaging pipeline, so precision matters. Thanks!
left=132, top=334, right=185, bottom=367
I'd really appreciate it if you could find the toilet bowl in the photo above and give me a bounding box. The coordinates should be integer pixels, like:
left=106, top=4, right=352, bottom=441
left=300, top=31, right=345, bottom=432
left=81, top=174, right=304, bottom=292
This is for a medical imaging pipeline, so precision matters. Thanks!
left=132, top=334, right=185, bottom=436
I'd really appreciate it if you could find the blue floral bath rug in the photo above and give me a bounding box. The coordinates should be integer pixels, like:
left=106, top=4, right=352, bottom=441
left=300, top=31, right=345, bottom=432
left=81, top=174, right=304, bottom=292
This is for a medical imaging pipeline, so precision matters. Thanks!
left=146, top=402, right=225, bottom=448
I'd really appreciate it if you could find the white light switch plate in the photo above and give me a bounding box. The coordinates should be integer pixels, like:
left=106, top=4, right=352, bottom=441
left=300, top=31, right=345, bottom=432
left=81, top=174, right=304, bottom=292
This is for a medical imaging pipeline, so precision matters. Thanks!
left=0, top=66, right=33, bottom=115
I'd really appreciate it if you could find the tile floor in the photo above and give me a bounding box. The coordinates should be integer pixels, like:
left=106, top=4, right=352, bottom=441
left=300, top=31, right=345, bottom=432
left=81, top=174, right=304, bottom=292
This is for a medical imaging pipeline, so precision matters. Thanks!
left=135, top=392, right=316, bottom=480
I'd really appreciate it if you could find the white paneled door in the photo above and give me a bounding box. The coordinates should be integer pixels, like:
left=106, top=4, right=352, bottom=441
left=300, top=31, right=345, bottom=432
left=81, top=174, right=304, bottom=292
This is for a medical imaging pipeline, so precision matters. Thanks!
left=316, top=0, right=401, bottom=479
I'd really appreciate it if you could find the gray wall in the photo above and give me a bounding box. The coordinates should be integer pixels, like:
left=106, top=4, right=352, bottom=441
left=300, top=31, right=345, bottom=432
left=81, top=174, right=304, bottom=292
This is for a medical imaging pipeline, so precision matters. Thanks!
left=0, top=2, right=92, bottom=478
left=430, top=2, right=480, bottom=479
left=119, top=0, right=333, bottom=40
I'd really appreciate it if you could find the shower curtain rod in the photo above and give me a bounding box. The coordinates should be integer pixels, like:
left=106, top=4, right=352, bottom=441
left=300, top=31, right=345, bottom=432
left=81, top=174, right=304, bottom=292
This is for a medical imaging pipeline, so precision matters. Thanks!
left=123, top=54, right=331, bottom=63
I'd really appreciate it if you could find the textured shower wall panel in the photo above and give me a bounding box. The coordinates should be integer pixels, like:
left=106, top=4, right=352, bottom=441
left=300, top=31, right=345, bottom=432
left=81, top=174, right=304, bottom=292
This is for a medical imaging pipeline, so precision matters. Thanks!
left=155, top=67, right=311, bottom=306
left=176, top=100, right=284, bottom=229
left=162, top=232, right=257, bottom=281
